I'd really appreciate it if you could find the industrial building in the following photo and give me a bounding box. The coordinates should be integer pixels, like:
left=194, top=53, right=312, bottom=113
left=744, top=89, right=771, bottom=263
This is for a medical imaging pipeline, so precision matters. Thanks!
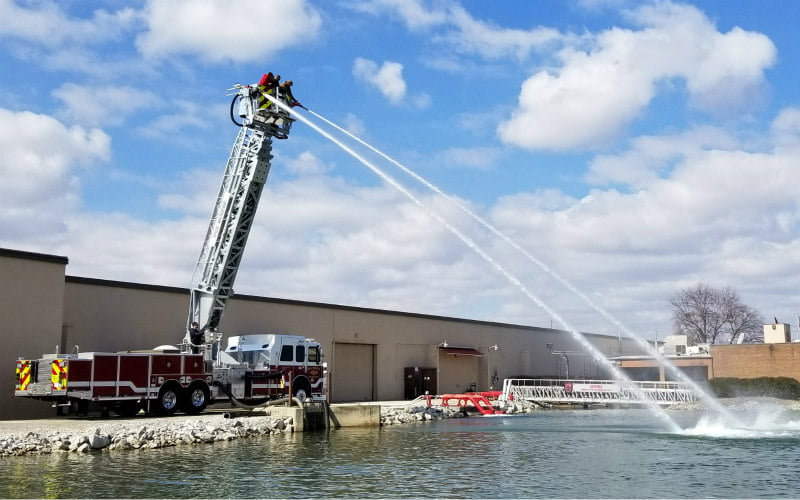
left=615, top=324, right=800, bottom=383
left=8, top=245, right=797, bottom=421
left=2, top=247, right=642, bottom=420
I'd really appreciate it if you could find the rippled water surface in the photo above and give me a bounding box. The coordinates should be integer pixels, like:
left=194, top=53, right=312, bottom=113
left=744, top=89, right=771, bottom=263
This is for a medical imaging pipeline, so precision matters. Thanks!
left=3, top=405, right=800, bottom=498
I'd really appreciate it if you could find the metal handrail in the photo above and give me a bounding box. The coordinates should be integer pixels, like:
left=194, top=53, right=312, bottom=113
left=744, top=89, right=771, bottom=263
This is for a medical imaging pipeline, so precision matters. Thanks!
left=501, top=378, right=698, bottom=406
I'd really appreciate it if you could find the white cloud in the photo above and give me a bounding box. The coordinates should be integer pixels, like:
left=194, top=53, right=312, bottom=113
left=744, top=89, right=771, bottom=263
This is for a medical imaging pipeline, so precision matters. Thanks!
left=350, top=0, right=562, bottom=61
left=0, top=108, right=110, bottom=240
left=136, top=0, right=322, bottom=63
left=286, top=151, right=333, bottom=176
left=0, top=0, right=137, bottom=47
left=586, top=126, right=739, bottom=188
left=4, top=105, right=798, bottom=335
left=497, top=2, right=776, bottom=151
left=487, top=109, right=800, bottom=332
left=410, top=92, right=432, bottom=109
left=53, top=83, right=160, bottom=127
left=444, top=4, right=562, bottom=60
left=439, top=146, right=502, bottom=170
left=346, top=0, right=449, bottom=31
left=771, top=107, right=800, bottom=148
left=343, top=113, right=366, bottom=137
left=352, top=58, right=407, bottom=104
left=136, top=99, right=216, bottom=142
left=54, top=167, right=505, bottom=323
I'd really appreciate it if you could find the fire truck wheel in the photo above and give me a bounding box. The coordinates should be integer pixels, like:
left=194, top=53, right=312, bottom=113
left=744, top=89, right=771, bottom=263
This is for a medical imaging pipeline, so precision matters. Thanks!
left=182, top=382, right=210, bottom=414
left=292, top=377, right=312, bottom=403
left=154, top=382, right=181, bottom=415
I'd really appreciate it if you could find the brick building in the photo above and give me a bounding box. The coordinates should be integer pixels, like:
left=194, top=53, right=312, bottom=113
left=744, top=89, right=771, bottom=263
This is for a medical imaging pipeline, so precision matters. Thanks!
left=617, top=323, right=800, bottom=383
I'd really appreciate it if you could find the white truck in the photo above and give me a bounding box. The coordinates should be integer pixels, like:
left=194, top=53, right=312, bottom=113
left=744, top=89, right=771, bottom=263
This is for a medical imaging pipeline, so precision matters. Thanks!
left=15, top=75, right=326, bottom=416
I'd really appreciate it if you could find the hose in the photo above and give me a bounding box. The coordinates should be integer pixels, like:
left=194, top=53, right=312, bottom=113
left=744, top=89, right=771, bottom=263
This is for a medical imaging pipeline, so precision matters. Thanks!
left=229, top=95, right=243, bottom=127
left=212, top=380, right=303, bottom=410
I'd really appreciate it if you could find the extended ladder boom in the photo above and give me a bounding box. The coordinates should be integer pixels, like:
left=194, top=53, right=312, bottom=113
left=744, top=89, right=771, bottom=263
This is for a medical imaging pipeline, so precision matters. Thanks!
left=187, top=83, right=294, bottom=341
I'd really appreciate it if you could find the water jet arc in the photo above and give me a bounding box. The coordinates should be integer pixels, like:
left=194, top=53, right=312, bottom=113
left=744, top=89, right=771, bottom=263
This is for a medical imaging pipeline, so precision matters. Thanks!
left=267, top=95, right=682, bottom=430
left=306, top=108, right=738, bottom=426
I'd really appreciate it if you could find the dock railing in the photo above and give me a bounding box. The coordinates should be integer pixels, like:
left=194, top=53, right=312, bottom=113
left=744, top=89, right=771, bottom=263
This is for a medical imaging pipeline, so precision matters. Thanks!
left=501, top=378, right=699, bottom=406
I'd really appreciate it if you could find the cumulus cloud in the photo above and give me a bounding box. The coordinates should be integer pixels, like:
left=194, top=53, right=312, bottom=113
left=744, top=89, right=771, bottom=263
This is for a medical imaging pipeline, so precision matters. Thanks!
left=349, top=0, right=561, bottom=61
left=0, top=0, right=137, bottom=47
left=57, top=165, right=502, bottom=320
left=586, top=126, right=739, bottom=188
left=136, top=0, right=322, bottom=63
left=286, top=151, right=333, bottom=176
left=487, top=107, right=800, bottom=331
left=352, top=57, right=407, bottom=104
left=52, top=83, right=160, bottom=127
left=771, top=107, right=800, bottom=148
left=444, top=4, right=562, bottom=61
left=0, top=108, right=110, bottom=240
left=345, top=0, right=449, bottom=31
left=498, top=2, right=776, bottom=151
left=439, top=146, right=502, bottom=170
left=136, top=99, right=216, bottom=142
left=343, top=113, right=367, bottom=137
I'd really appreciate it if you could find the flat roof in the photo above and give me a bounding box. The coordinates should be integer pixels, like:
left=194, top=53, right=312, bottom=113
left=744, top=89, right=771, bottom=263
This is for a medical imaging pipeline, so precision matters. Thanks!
left=0, top=247, right=68, bottom=265
left=64, top=274, right=623, bottom=341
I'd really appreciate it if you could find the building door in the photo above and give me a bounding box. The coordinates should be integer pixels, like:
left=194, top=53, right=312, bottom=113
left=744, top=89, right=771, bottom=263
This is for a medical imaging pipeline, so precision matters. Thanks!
left=404, top=367, right=437, bottom=399
left=332, top=343, right=375, bottom=402
left=439, top=352, right=481, bottom=393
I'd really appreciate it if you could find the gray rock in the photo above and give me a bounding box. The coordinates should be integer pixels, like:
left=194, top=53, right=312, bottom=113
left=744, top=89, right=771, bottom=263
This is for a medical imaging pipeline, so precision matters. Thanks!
left=89, top=431, right=111, bottom=449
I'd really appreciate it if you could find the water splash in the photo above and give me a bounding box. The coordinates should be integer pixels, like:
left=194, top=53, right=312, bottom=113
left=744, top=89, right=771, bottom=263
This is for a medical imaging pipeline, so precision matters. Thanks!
left=262, top=95, right=682, bottom=431
left=306, top=108, right=740, bottom=427
left=674, top=399, right=800, bottom=438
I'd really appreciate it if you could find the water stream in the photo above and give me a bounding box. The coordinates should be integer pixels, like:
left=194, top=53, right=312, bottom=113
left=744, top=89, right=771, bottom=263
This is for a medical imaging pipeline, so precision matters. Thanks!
left=264, top=97, right=681, bottom=431
left=305, top=108, right=739, bottom=427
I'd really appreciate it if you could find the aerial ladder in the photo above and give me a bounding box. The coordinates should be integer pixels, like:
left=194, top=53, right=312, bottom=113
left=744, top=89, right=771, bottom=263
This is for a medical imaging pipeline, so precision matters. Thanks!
left=185, top=76, right=295, bottom=353
left=14, top=76, right=327, bottom=416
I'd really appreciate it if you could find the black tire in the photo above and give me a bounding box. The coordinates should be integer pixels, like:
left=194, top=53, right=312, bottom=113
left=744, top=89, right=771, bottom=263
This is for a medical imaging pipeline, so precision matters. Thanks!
left=292, top=377, right=312, bottom=403
left=154, top=383, right=181, bottom=416
left=182, top=382, right=210, bottom=414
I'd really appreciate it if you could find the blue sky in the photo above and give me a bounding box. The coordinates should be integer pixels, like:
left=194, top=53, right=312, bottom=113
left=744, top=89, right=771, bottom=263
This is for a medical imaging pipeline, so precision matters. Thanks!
left=2, top=0, right=799, bottom=340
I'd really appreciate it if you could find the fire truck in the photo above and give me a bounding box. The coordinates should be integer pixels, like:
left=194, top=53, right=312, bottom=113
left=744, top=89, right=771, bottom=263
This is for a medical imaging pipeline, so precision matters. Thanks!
left=14, top=77, right=326, bottom=416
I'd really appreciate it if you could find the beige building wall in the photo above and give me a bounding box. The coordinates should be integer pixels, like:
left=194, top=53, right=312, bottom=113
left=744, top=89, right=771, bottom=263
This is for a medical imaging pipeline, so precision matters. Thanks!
left=2, top=247, right=645, bottom=419
left=62, top=277, right=188, bottom=353
left=763, top=323, right=791, bottom=344
left=1, top=249, right=68, bottom=419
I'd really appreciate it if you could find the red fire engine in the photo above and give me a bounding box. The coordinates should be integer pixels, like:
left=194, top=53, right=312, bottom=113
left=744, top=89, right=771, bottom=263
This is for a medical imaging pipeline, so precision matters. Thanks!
left=14, top=78, right=326, bottom=416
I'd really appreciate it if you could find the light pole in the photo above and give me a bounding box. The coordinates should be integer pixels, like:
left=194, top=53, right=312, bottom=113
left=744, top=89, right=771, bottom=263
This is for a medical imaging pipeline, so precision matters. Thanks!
left=435, top=341, right=447, bottom=395
left=547, top=345, right=592, bottom=380
left=487, top=344, right=500, bottom=389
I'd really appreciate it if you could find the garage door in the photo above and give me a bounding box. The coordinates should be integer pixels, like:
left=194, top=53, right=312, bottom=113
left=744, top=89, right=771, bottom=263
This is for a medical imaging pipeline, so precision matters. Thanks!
left=332, top=343, right=375, bottom=402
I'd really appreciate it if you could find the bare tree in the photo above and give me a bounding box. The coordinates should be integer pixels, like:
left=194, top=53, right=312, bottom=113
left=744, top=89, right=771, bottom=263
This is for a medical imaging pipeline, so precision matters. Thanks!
left=669, top=283, right=764, bottom=344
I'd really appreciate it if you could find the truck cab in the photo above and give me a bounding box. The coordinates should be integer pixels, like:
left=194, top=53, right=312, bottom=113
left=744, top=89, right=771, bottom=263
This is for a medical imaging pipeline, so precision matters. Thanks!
left=221, top=334, right=325, bottom=402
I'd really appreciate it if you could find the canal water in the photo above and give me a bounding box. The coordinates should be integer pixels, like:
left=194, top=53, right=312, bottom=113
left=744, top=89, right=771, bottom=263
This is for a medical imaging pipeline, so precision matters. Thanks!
left=3, top=402, right=800, bottom=498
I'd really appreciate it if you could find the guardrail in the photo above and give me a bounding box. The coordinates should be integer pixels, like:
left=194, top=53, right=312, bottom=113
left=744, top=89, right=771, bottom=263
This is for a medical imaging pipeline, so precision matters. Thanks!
left=501, top=378, right=699, bottom=406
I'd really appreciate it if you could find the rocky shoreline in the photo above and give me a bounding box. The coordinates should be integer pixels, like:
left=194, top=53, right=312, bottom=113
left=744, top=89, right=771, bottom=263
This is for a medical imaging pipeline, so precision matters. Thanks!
left=380, top=398, right=540, bottom=425
left=0, top=399, right=541, bottom=457
left=0, top=413, right=293, bottom=457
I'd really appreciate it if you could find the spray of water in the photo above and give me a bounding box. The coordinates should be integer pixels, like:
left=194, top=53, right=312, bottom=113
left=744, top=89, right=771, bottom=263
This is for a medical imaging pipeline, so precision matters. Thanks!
left=263, top=95, right=681, bottom=431
left=678, top=400, right=800, bottom=438
left=305, top=108, right=743, bottom=428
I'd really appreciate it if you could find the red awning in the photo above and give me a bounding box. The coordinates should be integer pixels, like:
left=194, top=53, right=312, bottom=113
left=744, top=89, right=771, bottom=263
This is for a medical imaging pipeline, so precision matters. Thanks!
left=439, top=346, right=484, bottom=357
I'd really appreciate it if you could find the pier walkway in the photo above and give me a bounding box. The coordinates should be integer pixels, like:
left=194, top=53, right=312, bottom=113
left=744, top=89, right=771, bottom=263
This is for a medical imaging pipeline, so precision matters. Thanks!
left=501, top=378, right=699, bottom=407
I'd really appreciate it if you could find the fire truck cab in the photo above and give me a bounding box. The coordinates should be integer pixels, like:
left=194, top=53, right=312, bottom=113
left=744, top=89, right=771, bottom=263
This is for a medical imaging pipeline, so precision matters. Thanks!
left=216, top=334, right=325, bottom=403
